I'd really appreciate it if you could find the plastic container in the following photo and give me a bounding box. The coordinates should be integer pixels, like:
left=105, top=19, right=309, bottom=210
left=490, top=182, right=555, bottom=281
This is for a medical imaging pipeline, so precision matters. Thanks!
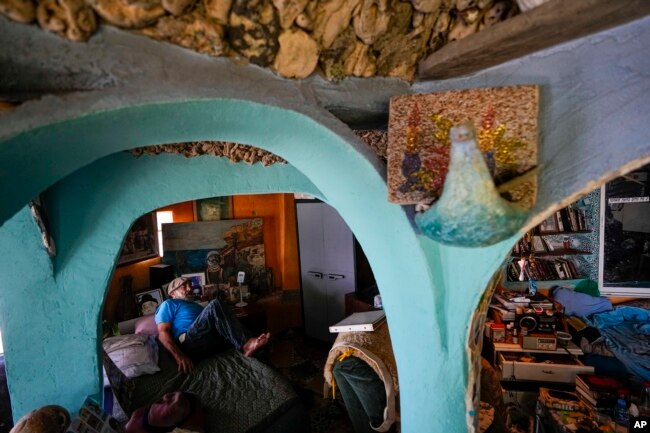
left=615, top=395, right=629, bottom=427
left=556, top=331, right=572, bottom=347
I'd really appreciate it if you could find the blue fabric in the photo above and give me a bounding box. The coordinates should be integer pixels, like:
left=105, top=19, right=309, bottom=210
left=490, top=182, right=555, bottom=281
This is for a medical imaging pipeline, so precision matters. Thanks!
left=585, top=306, right=650, bottom=381
left=551, top=286, right=613, bottom=317
left=583, top=354, right=630, bottom=379
left=155, top=299, right=204, bottom=339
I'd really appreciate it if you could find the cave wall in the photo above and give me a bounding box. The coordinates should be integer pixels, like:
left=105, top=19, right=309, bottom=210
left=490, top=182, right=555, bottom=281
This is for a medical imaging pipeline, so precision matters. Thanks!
left=0, top=0, right=519, bottom=82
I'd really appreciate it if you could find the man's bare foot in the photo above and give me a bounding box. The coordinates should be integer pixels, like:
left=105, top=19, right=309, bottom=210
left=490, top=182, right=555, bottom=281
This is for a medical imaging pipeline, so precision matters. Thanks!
left=243, top=332, right=270, bottom=357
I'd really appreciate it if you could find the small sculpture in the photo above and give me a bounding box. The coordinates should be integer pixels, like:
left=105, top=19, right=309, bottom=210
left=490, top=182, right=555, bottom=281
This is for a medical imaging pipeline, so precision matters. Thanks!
left=10, top=405, right=70, bottom=433
left=414, top=121, right=529, bottom=247
left=517, top=257, right=527, bottom=281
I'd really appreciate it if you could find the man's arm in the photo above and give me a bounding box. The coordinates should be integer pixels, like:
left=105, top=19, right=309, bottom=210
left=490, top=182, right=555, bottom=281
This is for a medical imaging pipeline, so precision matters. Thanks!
left=157, top=322, right=194, bottom=374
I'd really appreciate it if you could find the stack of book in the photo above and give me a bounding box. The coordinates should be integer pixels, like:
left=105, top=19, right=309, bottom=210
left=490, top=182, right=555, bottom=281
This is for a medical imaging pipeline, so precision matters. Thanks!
left=489, top=291, right=554, bottom=322
left=555, top=206, right=589, bottom=232
left=574, top=374, right=622, bottom=414
left=329, top=310, right=386, bottom=333
left=493, top=291, right=554, bottom=309
left=506, top=257, right=580, bottom=281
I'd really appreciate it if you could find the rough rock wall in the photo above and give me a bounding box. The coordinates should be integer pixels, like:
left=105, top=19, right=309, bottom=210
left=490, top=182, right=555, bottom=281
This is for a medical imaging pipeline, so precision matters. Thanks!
left=127, top=130, right=386, bottom=164
left=1, top=0, right=518, bottom=81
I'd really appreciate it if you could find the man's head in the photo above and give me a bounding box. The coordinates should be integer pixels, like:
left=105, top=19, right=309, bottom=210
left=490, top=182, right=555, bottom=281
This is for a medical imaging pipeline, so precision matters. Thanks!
left=124, top=391, right=205, bottom=433
left=167, top=277, right=191, bottom=299
left=148, top=392, right=190, bottom=427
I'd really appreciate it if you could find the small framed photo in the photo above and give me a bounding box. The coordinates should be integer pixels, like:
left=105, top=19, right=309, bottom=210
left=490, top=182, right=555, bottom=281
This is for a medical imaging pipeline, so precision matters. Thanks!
left=117, top=212, right=159, bottom=266
left=538, top=214, right=559, bottom=233
left=135, top=288, right=164, bottom=316
left=182, top=272, right=206, bottom=298
left=194, top=196, right=233, bottom=221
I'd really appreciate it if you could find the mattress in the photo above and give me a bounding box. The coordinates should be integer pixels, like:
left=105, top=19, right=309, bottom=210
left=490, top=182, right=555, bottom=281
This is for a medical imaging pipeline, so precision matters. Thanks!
left=104, top=346, right=303, bottom=433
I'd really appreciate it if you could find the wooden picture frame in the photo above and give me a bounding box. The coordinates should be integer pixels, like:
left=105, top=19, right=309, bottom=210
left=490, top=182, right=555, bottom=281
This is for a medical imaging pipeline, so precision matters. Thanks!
left=538, top=214, right=559, bottom=233
left=194, top=196, right=233, bottom=221
left=135, top=288, right=164, bottom=316
left=117, top=212, right=159, bottom=266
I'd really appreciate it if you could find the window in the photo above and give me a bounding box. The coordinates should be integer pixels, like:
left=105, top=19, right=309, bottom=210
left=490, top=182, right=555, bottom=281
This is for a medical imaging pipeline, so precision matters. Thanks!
left=156, top=211, right=174, bottom=257
left=599, top=163, right=650, bottom=297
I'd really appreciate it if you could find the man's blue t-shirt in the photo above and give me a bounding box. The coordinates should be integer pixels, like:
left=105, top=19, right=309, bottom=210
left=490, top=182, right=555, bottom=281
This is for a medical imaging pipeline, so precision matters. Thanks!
left=154, top=299, right=204, bottom=339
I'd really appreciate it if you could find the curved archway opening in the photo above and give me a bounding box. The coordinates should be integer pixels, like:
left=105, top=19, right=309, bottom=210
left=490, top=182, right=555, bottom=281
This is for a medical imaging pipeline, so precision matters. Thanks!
left=0, top=100, right=460, bottom=433
left=468, top=172, right=650, bottom=431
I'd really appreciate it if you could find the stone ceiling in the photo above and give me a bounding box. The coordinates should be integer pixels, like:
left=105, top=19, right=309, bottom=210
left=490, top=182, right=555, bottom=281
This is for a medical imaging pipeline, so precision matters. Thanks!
left=0, top=0, right=519, bottom=83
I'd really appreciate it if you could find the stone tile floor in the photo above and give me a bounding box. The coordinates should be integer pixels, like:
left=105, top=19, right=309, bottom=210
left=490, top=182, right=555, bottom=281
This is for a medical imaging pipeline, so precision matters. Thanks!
left=269, top=329, right=354, bottom=433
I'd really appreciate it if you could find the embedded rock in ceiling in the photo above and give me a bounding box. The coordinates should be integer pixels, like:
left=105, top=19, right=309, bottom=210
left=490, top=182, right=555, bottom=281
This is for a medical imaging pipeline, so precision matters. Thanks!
left=86, top=0, right=165, bottom=28
left=138, top=10, right=228, bottom=56
left=128, top=141, right=288, bottom=165
left=0, top=0, right=518, bottom=82
left=36, top=0, right=97, bottom=42
left=128, top=130, right=387, bottom=165
left=355, top=129, right=387, bottom=161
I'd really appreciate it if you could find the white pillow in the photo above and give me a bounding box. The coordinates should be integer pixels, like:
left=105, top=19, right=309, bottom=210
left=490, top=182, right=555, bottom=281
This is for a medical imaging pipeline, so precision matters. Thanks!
left=103, top=333, right=160, bottom=378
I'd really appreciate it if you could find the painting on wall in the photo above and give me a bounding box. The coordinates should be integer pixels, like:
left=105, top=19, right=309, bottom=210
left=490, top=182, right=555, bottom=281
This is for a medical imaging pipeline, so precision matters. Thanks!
left=195, top=196, right=233, bottom=221
left=117, top=212, right=159, bottom=266
left=162, top=219, right=270, bottom=295
left=387, top=85, right=538, bottom=208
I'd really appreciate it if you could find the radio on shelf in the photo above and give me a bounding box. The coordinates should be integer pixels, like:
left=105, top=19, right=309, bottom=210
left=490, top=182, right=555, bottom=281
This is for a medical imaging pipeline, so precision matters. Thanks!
left=522, top=333, right=557, bottom=351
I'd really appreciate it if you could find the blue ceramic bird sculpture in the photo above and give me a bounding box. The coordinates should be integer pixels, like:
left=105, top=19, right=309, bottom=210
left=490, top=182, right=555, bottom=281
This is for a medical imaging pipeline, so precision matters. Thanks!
left=414, top=121, right=530, bottom=247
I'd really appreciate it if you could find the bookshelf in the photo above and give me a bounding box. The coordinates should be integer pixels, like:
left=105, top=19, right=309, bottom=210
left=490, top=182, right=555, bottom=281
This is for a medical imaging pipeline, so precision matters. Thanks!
left=506, top=191, right=600, bottom=286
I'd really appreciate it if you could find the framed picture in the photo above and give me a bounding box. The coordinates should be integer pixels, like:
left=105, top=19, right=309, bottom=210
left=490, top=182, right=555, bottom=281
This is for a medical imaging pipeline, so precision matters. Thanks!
left=162, top=219, right=267, bottom=294
left=135, top=288, right=164, bottom=316
left=194, top=196, right=233, bottom=221
left=182, top=272, right=206, bottom=298
left=117, top=212, right=159, bottom=266
left=538, top=214, right=559, bottom=233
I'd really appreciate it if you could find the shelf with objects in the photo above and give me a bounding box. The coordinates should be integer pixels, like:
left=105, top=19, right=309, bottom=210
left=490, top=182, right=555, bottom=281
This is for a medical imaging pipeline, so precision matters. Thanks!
left=483, top=287, right=595, bottom=425
left=504, top=191, right=600, bottom=290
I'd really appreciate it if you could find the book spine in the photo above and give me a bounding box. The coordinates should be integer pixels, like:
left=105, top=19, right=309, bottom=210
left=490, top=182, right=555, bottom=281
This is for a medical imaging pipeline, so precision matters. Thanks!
left=555, top=211, right=564, bottom=232
left=568, top=206, right=578, bottom=231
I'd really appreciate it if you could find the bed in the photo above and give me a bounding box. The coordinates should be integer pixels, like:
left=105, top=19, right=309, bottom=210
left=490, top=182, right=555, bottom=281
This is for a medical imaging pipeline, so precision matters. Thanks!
left=552, top=287, right=650, bottom=381
left=102, top=316, right=309, bottom=433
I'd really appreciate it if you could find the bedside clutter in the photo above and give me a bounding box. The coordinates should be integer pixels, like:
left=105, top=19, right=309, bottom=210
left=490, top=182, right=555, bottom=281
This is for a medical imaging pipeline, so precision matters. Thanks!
left=485, top=284, right=650, bottom=432
left=535, top=373, right=648, bottom=433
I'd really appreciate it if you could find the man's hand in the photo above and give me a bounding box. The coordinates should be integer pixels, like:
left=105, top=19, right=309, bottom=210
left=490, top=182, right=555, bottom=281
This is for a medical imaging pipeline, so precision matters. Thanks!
left=174, top=353, right=194, bottom=374
left=156, top=322, right=194, bottom=374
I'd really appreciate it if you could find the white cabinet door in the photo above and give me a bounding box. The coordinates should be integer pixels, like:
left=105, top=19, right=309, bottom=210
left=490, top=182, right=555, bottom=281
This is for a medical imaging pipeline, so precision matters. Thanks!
left=297, top=202, right=356, bottom=341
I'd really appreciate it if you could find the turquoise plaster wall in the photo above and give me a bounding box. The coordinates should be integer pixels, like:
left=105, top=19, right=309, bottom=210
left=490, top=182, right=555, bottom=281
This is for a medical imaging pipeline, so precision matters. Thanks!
left=0, top=100, right=507, bottom=432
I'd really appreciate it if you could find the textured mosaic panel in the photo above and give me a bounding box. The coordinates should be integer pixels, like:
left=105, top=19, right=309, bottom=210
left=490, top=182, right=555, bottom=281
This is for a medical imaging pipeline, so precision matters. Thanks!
left=387, top=85, right=539, bottom=205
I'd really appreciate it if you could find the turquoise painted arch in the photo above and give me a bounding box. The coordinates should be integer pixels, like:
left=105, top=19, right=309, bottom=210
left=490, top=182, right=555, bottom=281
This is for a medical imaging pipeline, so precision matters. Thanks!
left=0, top=99, right=509, bottom=432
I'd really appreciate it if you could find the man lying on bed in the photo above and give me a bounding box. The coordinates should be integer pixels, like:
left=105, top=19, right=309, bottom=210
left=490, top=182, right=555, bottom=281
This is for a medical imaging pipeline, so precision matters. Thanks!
left=155, top=276, right=270, bottom=374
